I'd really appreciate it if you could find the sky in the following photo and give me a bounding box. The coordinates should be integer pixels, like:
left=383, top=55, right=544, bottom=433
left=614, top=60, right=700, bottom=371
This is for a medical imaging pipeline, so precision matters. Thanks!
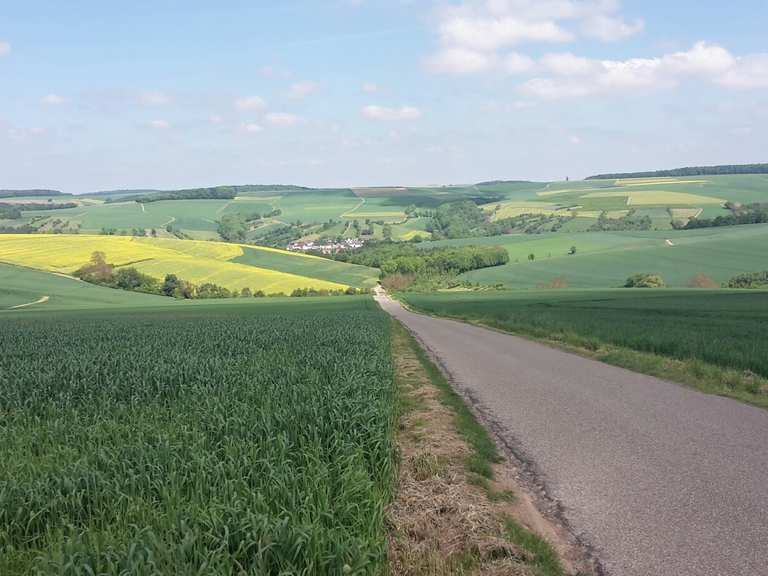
left=1, top=0, right=767, bottom=193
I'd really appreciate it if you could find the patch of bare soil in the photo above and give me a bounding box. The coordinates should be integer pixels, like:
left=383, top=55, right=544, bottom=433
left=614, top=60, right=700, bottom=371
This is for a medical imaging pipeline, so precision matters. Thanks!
left=387, top=322, right=596, bottom=576
left=686, top=273, right=719, bottom=288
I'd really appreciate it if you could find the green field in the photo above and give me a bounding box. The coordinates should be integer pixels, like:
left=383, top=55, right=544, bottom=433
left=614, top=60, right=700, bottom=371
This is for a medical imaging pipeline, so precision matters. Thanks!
left=0, top=263, right=170, bottom=310
left=233, top=246, right=379, bottom=287
left=403, top=289, right=768, bottom=403
left=10, top=174, right=767, bottom=242
left=423, top=224, right=768, bottom=288
left=0, top=297, right=395, bottom=574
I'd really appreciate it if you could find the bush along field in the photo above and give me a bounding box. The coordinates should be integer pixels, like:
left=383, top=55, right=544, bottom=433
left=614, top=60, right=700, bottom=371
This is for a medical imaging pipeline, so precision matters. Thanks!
left=402, top=289, right=768, bottom=408
left=0, top=298, right=396, bottom=574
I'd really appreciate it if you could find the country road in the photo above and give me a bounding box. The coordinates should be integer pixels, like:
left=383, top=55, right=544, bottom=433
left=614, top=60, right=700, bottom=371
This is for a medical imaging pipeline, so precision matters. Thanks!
left=375, top=293, right=768, bottom=576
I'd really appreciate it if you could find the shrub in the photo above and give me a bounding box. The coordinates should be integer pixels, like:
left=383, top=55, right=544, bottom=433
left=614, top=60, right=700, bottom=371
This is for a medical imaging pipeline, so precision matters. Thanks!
left=624, top=273, right=666, bottom=288
left=727, top=271, right=768, bottom=289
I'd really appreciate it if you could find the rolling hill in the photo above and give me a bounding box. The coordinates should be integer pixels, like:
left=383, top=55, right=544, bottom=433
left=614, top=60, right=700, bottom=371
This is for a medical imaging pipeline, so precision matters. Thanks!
left=3, top=174, right=766, bottom=243
left=0, top=235, right=379, bottom=294
left=426, top=224, right=768, bottom=289
left=0, top=263, right=170, bottom=310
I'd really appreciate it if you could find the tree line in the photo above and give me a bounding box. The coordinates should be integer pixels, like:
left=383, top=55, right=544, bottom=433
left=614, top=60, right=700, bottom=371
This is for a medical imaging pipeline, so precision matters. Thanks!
left=107, top=187, right=238, bottom=204
left=0, top=190, right=66, bottom=198
left=587, top=163, right=768, bottom=180
left=679, top=203, right=768, bottom=229
left=0, top=202, right=78, bottom=220
left=74, top=252, right=367, bottom=299
left=335, top=242, right=507, bottom=273
left=589, top=210, right=652, bottom=231
left=105, top=185, right=310, bottom=204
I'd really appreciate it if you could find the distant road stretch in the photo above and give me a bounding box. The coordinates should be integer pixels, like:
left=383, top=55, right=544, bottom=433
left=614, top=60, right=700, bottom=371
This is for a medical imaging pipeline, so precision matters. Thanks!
left=376, top=292, right=768, bottom=576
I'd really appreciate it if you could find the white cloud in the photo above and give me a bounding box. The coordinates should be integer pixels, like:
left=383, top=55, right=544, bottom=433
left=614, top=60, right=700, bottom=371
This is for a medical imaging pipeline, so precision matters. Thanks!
left=209, top=114, right=223, bottom=124
left=240, top=122, right=263, bottom=133
left=427, top=0, right=643, bottom=76
left=149, top=120, right=170, bottom=129
left=266, top=112, right=301, bottom=126
left=0, top=41, right=10, bottom=56
left=363, top=105, right=422, bottom=121
left=438, top=12, right=572, bottom=52
left=541, top=52, right=598, bottom=76
left=140, top=92, right=171, bottom=106
left=7, top=126, right=46, bottom=139
left=288, top=81, right=319, bottom=99
left=362, top=82, right=380, bottom=93
left=525, top=42, right=768, bottom=99
left=41, top=94, right=67, bottom=106
left=427, top=47, right=495, bottom=74
left=235, top=96, right=267, bottom=111
left=504, top=52, right=536, bottom=74
left=717, top=54, right=768, bottom=88
left=581, top=13, right=644, bottom=42
left=569, top=135, right=582, bottom=145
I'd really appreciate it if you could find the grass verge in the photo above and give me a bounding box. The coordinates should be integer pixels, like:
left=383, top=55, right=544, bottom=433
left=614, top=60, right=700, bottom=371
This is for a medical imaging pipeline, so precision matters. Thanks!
left=388, top=320, right=572, bottom=576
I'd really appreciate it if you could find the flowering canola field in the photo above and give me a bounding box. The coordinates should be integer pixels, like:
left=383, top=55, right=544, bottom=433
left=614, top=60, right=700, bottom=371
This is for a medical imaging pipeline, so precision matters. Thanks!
left=0, top=235, right=351, bottom=293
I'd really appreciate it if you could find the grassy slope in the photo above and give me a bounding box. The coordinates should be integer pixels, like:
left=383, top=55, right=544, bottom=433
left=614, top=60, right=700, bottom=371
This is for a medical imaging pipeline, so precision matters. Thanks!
left=0, top=235, right=373, bottom=292
left=422, top=224, right=768, bottom=288
left=234, top=246, right=379, bottom=287
left=403, top=289, right=768, bottom=406
left=0, top=263, right=169, bottom=310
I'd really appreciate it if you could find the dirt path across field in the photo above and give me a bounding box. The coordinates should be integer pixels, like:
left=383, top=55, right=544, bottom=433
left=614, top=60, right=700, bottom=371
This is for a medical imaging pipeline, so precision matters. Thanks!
left=9, top=295, right=49, bottom=309
left=375, top=291, right=768, bottom=576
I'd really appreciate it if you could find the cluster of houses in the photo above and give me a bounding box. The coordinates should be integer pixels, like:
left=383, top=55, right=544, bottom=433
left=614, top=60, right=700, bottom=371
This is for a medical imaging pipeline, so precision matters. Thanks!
left=287, top=238, right=365, bottom=255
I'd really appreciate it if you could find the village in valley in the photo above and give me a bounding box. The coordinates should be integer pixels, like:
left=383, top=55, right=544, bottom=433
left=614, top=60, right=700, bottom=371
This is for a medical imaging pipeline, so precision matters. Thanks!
left=287, top=237, right=365, bottom=255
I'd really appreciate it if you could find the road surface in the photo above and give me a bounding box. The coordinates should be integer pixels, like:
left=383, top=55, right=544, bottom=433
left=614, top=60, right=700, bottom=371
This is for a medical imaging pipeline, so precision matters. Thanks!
left=376, top=292, right=768, bottom=576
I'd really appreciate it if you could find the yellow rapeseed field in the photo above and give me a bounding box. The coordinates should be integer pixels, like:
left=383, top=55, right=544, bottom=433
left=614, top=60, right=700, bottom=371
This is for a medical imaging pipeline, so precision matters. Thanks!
left=487, top=201, right=558, bottom=220
left=0, top=235, right=349, bottom=293
left=581, top=190, right=724, bottom=205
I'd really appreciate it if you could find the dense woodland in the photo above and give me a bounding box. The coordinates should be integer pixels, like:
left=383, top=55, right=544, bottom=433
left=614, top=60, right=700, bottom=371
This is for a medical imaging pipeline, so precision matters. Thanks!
left=587, top=163, right=768, bottom=180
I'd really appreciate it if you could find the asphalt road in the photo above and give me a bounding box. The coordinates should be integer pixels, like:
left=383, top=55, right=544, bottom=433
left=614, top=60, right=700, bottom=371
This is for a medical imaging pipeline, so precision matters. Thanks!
left=376, top=293, right=768, bottom=576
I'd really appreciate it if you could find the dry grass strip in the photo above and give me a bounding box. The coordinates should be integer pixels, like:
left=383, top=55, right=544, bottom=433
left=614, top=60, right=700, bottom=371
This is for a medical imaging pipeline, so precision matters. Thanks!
left=387, top=321, right=597, bottom=576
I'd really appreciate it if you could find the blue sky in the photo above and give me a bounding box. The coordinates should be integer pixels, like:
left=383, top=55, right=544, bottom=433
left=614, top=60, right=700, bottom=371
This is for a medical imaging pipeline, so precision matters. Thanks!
left=1, top=0, right=767, bottom=192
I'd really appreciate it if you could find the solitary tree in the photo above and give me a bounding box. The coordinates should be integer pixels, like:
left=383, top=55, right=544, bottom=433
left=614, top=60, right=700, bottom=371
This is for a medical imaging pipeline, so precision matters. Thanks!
left=528, top=253, right=536, bottom=262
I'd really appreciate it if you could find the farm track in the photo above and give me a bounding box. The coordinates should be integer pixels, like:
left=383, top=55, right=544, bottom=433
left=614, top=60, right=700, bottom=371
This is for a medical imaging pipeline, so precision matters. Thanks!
left=9, top=295, right=49, bottom=309
left=376, top=292, right=768, bottom=576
